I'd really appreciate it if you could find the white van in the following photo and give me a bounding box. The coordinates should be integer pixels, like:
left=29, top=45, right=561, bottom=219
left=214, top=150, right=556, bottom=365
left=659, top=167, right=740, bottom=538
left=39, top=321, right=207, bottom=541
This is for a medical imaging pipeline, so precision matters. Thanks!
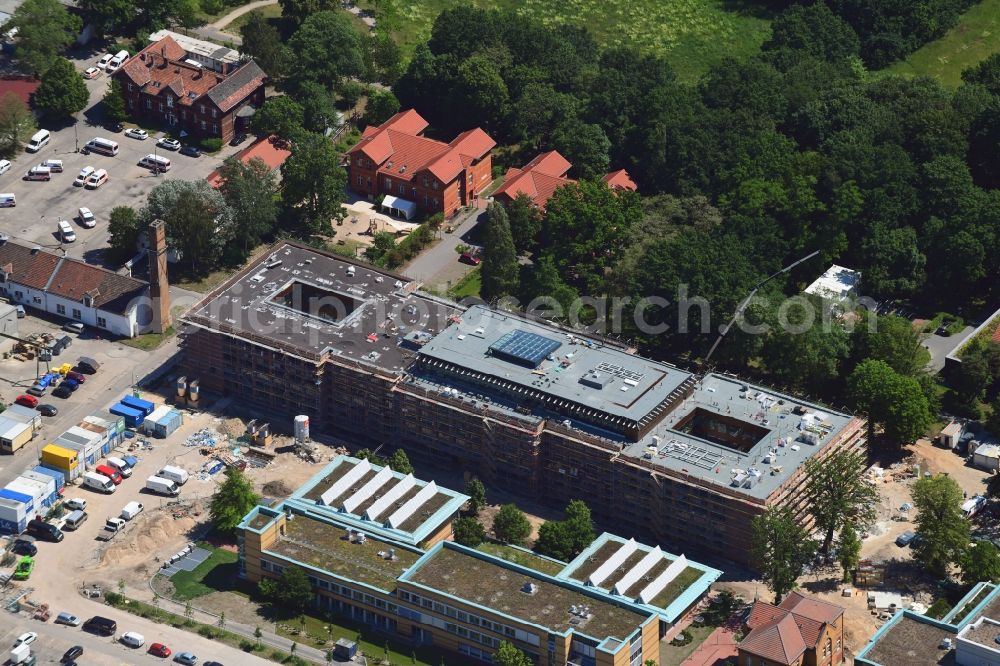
left=139, top=154, right=170, bottom=172
left=26, top=129, right=50, bottom=153
left=63, top=509, right=88, bottom=530
left=57, top=219, right=76, bottom=243
left=0, top=194, right=15, bottom=208
left=85, top=137, right=119, bottom=156
left=39, top=159, right=63, bottom=173
left=157, top=465, right=189, bottom=485
left=82, top=471, right=115, bottom=493
left=146, top=475, right=179, bottom=496
left=85, top=168, right=108, bottom=189
left=24, top=166, right=50, bottom=181
left=106, top=456, right=132, bottom=478
left=106, top=50, right=129, bottom=72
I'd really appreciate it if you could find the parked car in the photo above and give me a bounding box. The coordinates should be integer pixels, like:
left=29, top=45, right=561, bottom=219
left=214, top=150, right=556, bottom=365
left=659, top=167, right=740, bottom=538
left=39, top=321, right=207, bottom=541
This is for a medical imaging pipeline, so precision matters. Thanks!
left=64, top=497, right=86, bottom=511
left=149, top=642, right=171, bottom=657
left=61, top=378, right=79, bottom=391
left=896, top=530, right=916, bottom=547
left=230, top=132, right=247, bottom=146
left=77, top=207, right=96, bottom=228
left=52, top=384, right=72, bottom=399
left=12, top=555, right=33, bottom=579
left=120, top=632, right=145, bottom=648
left=37, top=403, right=57, bottom=415
left=14, top=394, right=38, bottom=408
left=105, top=121, right=124, bottom=133
left=11, top=540, right=36, bottom=556
left=174, top=652, right=198, bottom=665
left=55, top=612, right=81, bottom=626
left=26, top=384, right=46, bottom=397
left=83, top=67, right=100, bottom=79
left=96, top=53, right=112, bottom=68
left=0, top=159, right=10, bottom=175
left=63, top=321, right=84, bottom=334
left=124, top=128, right=148, bottom=140
left=74, top=166, right=94, bottom=187
left=459, top=252, right=481, bottom=265
left=13, top=632, right=37, bottom=647
left=61, top=645, right=84, bottom=662
left=157, top=138, right=181, bottom=151
left=179, top=145, right=201, bottom=157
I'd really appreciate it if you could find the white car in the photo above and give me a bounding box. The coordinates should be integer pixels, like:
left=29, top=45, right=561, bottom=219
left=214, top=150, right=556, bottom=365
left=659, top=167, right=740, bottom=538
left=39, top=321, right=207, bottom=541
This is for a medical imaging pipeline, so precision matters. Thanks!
left=120, top=631, right=144, bottom=648
left=58, top=219, right=76, bottom=243
left=83, top=66, right=101, bottom=79
left=13, top=632, right=37, bottom=647
left=157, top=137, right=181, bottom=151
left=124, top=128, right=148, bottom=140
left=97, top=53, right=113, bottom=69
left=75, top=166, right=94, bottom=186
left=0, top=159, right=10, bottom=175
left=64, top=497, right=87, bottom=511
left=78, top=207, right=96, bottom=228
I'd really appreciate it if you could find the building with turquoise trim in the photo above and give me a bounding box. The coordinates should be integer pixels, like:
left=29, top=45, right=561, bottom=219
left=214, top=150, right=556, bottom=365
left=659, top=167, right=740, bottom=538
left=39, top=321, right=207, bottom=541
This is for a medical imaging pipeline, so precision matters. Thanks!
left=238, top=455, right=722, bottom=665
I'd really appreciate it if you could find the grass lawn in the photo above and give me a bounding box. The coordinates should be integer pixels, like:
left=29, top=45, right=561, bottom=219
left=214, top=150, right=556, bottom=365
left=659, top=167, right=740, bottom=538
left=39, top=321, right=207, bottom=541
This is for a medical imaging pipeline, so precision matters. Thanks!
left=359, top=0, right=773, bottom=81
left=660, top=624, right=717, bottom=666
left=885, top=0, right=1000, bottom=87
left=447, top=267, right=481, bottom=300
left=121, top=326, right=176, bottom=351
left=223, top=3, right=282, bottom=35
left=167, top=542, right=240, bottom=601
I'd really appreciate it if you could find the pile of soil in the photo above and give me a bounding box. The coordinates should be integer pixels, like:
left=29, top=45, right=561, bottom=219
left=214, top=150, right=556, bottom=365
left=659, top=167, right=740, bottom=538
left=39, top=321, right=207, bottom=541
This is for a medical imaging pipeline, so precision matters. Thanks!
left=101, top=512, right=197, bottom=569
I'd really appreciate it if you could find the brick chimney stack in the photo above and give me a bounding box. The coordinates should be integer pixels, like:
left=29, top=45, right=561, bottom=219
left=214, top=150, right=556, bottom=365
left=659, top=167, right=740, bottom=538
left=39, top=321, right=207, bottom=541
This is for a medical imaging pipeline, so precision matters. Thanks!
left=148, top=219, right=171, bottom=333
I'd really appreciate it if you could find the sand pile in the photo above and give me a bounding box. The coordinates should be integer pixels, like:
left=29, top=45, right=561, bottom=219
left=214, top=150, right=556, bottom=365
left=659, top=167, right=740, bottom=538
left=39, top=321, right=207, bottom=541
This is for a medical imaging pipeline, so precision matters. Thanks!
left=100, top=511, right=197, bottom=568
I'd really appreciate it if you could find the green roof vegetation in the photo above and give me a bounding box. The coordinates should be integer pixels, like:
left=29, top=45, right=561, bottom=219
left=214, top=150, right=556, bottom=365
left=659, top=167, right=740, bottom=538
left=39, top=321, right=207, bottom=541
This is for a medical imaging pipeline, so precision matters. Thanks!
left=475, top=542, right=565, bottom=576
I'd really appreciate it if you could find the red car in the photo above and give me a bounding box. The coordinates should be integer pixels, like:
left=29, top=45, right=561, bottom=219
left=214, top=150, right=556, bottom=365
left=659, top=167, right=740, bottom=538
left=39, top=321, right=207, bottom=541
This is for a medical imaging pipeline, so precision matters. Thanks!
left=65, top=370, right=86, bottom=383
left=14, top=394, right=38, bottom=408
left=459, top=252, right=481, bottom=266
left=148, top=643, right=171, bottom=658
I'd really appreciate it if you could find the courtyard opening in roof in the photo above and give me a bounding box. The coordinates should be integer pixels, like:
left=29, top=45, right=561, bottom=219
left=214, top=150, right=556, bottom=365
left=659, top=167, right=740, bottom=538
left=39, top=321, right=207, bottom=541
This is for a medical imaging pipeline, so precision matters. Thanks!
left=488, top=329, right=562, bottom=368
left=270, top=280, right=364, bottom=325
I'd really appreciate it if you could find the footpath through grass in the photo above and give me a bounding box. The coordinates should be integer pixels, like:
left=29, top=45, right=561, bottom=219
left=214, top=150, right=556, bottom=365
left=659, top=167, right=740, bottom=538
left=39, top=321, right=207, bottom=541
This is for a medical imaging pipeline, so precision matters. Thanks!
left=360, top=0, right=772, bottom=81
left=885, top=0, right=1000, bottom=87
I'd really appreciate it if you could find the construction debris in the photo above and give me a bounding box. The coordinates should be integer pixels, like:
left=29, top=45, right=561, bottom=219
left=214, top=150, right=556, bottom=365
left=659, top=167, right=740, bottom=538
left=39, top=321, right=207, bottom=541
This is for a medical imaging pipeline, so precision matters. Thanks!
left=185, top=428, right=224, bottom=448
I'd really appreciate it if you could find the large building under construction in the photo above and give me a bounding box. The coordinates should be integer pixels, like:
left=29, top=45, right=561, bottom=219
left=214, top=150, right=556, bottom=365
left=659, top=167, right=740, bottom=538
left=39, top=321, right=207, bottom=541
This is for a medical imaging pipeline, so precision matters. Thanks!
left=182, top=241, right=867, bottom=564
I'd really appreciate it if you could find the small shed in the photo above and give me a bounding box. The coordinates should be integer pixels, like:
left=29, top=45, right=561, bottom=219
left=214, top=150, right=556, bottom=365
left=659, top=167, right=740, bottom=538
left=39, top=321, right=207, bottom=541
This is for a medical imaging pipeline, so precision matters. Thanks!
left=939, top=421, right=963, bottom=449
left=143, top=405, right=182, bottom=438
left=4, top=403, right=42, bottom=431
left=0, top=417, right=32, bottom=454
left=973, top=443, right=1000, bottom=472
left=333, top=638, right=357, bottom=660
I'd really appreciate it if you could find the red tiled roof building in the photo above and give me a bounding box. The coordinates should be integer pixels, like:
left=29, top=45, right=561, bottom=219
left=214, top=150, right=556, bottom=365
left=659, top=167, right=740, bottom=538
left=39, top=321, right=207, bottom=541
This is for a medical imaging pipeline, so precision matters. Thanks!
left=115, top=36, right=266, bottom=143
left=346, top=109, right=496, bottom=219
left=738, top=591, right=846, bottom=666
left=493, top=150, right=637, bottom=210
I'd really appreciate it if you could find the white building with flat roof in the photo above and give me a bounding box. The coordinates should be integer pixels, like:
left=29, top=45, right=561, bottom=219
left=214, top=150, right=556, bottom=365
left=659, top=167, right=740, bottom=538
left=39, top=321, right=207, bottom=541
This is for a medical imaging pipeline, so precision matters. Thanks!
left=147, top=29, right=241, bottom=73
left=804, top=264, right=861, bottom=304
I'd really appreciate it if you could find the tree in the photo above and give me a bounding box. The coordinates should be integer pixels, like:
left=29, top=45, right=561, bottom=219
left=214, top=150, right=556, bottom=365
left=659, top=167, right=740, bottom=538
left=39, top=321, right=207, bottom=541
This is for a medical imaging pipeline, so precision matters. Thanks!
left=3, top=0, right=81, bottom=75
left=281, top=132, right=347, bottom=235
left=987, top=394, right=1000, bottom=437
left=107, top=206, right=141, bottom=264
left=750, top=506, right=816, bottom=603
left=253, top=96, right=304, bottom=141
left=505, top=194, right=542, bottom=254
left=493, top=641, right=532, bottom=666
left=912, top=474, right=970, bottom=578
left=836, top=522, right=861, bottom=583
left=354, top=448, right=386, bottom=466
left=0, top=92, right=34, bottom=156
left=848, top=359, right=932, bottom=447
left=387, top=449, right=413, bottom=475
left=535, top=521, right=574, bottom=561
left=454, top=54, right=508, bottom=133
left=852, top=313, right=929, bottom=377
left=288, top=11, right=363, bottom=90
left=102, top=79, right=127, bottom=124
left=492, top=503, right=531, bottom=546
left=218, top=156, right=279, bottom=257
left=278, top=0, right=337, bottom=29
left=210, top=467, right=261, bottom=533
left=240, top=10, right=289, bottom=78
left=551, top=119, right=611, bottom=180
left=763, top=3, right=860, bottom=62
left=960, top=541, right=1000, bottom=586
left=951, top=350, right=992, bottom=407
left=296, top=81, right=337, bottom=134
left=563, top=500, right=595, bottom=555
left=79, top=0, right=136, bottom=36
left=364, top=90, right=400, bottom=128
left=262, top=564, right=314, bottom=614
left=962, top=53, right=1000, bottom=96
left=33, top=58, right=89, bottom=118
left=481, top=203, right=519, bottom=302
left=465, top=478, right=486, bottom=513
left=452, top=517, right=486, bottom=547
left=141, top=180, right=234, bottom=275
left=364, top=231, right=397, bottom=263
left=805, top=450, right=879, bottom=554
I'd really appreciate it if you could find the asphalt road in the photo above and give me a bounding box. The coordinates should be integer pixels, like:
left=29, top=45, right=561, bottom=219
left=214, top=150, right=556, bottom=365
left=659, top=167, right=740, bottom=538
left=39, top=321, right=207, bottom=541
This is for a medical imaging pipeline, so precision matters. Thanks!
left=402, top=206, right=484, bottom=287
left=0, top=53, right=243, bottom=269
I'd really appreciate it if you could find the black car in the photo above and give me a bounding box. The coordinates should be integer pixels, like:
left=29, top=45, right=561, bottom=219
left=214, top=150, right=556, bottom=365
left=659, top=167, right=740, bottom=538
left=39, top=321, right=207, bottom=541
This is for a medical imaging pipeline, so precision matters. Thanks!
left=229, top=132, right=248, bottom=147
left=105, top=122, right=124, bottom=133
left=82, top=616, right=116, bottom=635
left=26, top=518, right=63, bottom=542
left=11, top=540, right=37, bottom=556
left=179, top=144, right=201, bottom=157
left=36, top=404, right=57, bottom=416
left=61, top=646, right=83, bottom=663
left=52, top=384, right=72, bottom=399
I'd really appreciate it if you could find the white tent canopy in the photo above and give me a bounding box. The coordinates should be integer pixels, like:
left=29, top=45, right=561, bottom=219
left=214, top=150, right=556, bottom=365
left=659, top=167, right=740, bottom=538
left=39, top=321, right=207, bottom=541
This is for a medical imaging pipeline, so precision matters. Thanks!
left=381, top=195, right=417, bottom=220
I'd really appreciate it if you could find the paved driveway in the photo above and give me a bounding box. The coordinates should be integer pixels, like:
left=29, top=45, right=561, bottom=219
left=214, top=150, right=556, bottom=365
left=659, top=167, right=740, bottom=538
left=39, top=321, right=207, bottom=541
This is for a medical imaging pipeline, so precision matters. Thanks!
left=403, top=206, right=484, bottom=288
left=924, top=325, right=975, bottom=372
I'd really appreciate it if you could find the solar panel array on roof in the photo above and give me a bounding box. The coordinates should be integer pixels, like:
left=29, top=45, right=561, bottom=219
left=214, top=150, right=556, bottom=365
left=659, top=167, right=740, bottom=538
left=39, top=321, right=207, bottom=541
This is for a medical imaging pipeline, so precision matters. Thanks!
left=488, top=329, right=562, bottom=368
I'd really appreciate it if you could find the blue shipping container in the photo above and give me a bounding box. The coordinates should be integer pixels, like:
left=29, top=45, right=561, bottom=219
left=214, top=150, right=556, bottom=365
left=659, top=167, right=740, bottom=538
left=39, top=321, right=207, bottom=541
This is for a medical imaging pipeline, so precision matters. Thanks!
left=110, top=403, right=144, bottom=428
left=120, top=395, right=154, bottom=416
left=31, top=465, right=65, bottom=491
left=0, top=488, right=33, bottom=514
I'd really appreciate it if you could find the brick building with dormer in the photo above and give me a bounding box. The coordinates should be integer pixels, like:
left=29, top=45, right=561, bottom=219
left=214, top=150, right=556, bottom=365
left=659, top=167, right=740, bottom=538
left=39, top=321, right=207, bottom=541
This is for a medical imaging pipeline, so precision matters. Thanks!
left=115, top=36, right=266, bottom=143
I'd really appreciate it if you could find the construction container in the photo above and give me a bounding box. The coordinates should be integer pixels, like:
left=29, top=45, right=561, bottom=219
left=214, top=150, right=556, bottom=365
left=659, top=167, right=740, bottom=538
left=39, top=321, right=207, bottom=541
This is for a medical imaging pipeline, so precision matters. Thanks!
left=143, top=405, right=182, bottom=438
left=16, top=471, right=57, bottom=508
left=42, top=444, right=79, bottom=471
left=4, top=403, right=42, bottom=431
left=86, top=414, right=123, bottom=449
left=120, top=394, right=154, bottom=416
left=30, top=465, right=65, bottom=492
left=77, top=418, right=112, bottom=455
left=109, top=403, right=144, bottom=428
left=0, top=417, right=32, bottom=454
left=5, top=479, right=44, bottom=513
left=0, top=497, right=28, bottom=535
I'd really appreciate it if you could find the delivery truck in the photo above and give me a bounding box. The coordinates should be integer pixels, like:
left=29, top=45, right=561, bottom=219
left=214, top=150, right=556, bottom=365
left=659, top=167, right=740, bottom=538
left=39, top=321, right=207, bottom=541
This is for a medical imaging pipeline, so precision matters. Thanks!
left=82, top=471, right=115, bottom=494
left=145, top=476, right=179, bottom=496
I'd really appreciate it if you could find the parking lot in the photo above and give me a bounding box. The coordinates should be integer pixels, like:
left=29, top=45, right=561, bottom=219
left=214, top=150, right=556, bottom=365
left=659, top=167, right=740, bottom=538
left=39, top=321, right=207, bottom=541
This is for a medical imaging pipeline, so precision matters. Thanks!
left=0, top=52, right=243, bottom=267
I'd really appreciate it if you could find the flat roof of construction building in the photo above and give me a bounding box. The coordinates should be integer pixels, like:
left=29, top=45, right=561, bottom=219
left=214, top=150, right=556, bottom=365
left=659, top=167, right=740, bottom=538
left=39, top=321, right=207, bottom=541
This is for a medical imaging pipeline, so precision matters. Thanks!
left=415, top=305, right=694, bottom=428
left=182, top=241, right=461, bottom=367
left=284, top=455, right=468, bottom=546
left=622, top=373, right=860, bottom=500
left=401, top=542, right=653, bottom=643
